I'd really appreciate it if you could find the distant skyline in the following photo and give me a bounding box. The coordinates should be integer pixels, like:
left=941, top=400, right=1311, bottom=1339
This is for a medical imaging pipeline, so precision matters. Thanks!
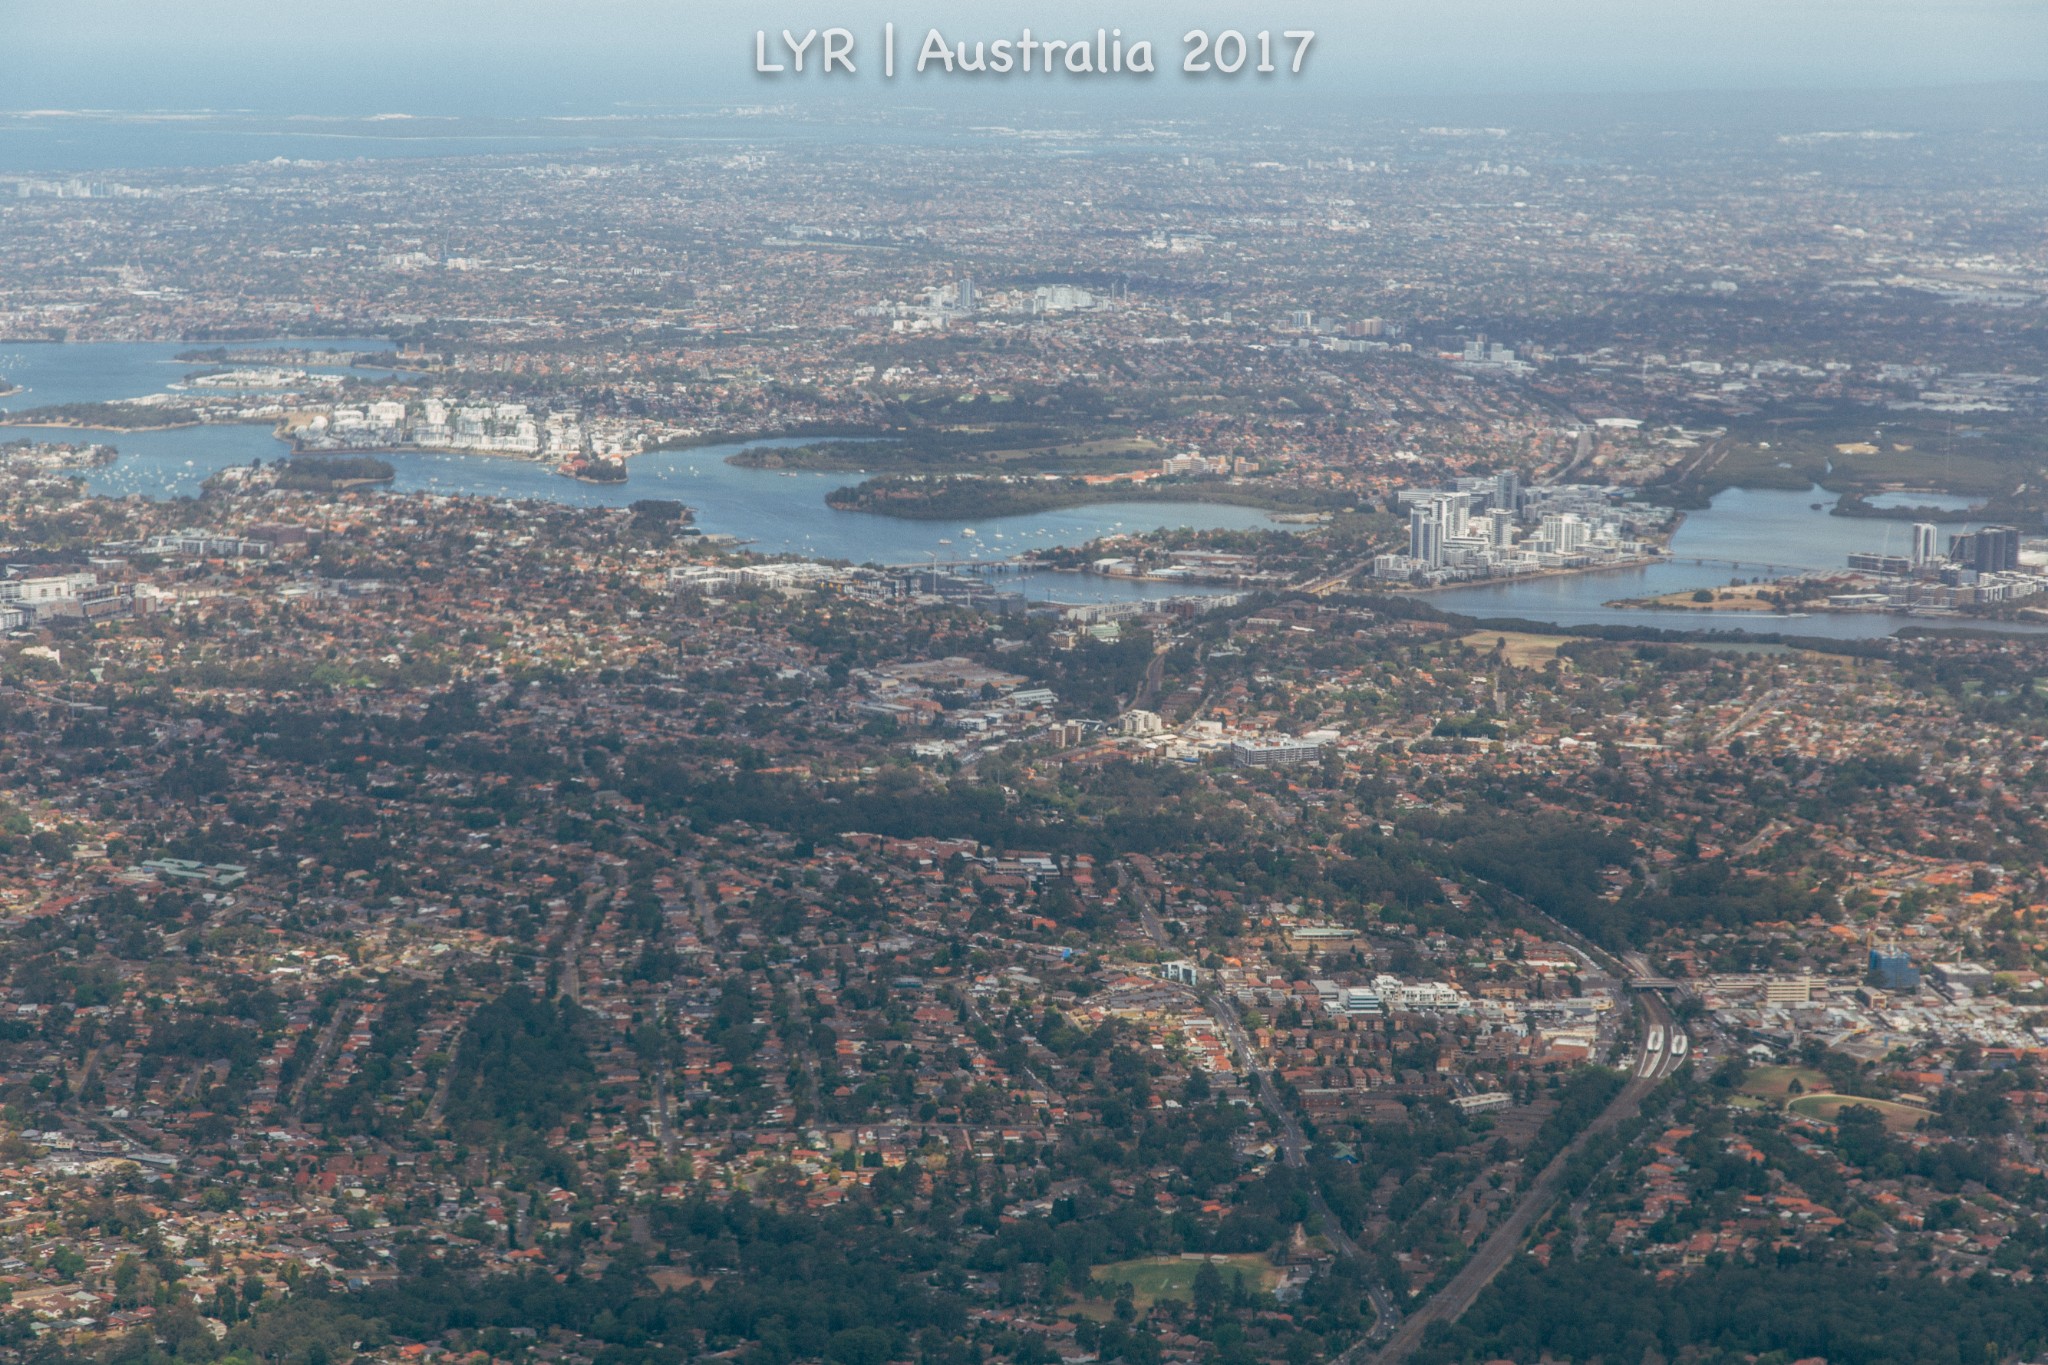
left=6, top=0, right=2047, bottom=116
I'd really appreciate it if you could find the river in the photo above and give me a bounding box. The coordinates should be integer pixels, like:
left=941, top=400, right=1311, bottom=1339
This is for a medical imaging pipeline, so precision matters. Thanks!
left=0, top=340, right=1282, bottom=604
left=3, top=341, right=2038, bottom=631
left=1428, top=485, right=2040, bottom=640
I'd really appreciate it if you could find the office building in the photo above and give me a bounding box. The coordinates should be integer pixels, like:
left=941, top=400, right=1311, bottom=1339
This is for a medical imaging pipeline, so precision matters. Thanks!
left=1230, top=737, right=1326, bottom=768
left=1868, top=946, right=1920, bottom=992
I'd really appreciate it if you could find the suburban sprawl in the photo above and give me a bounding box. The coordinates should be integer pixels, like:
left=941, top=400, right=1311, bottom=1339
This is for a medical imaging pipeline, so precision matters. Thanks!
left=0, top=94, right=2042, bottom=1365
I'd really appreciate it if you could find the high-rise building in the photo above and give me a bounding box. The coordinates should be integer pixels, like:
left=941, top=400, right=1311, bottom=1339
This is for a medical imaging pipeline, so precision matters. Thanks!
left=1409, top=506, right=1443, bottom=566
left=1979, top=524, right=2019, bottom=572
left=1494, top=469, right=1521, bottom=513
left=1869, top=946, right=1920, bottom=992
left=957, top=276, right=976, bottom=313
left=1289, top=308, right=1313, bottom=330
left=1911, top=521, right=1938, bottom=567
left=1539, top=512, right=1588, bottom=553
left=1441, top=490, right=1472, bottom=539
left=1485, top=508, right=1517, bottom=548
left=1949, top=524, right=2020, bottom=574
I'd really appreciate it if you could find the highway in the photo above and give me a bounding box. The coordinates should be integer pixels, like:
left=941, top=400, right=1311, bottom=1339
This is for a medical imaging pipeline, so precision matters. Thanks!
left=1126, top=861, right=1689, bottom=1361
left=1367, top=988, right=1681, bottom=1363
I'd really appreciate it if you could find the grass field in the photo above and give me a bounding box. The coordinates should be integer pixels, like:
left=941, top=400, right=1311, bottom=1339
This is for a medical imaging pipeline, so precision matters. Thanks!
left=1787, top=1093, right=1928, bottom=1133
left=1737, top=1066, right=1831, bottom=1099
left=1088, top=1254, right=1280, bottom=1310
left=1616, top=583, right=1800, bottom=613
left=981, top=436, right=1163, bottom=468
left=1454, top=631, right=1577, bottom=666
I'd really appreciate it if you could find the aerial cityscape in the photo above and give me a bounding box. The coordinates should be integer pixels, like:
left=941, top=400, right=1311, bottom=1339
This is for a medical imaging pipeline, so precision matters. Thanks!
left=0, top=3, right=2046, bottom=1362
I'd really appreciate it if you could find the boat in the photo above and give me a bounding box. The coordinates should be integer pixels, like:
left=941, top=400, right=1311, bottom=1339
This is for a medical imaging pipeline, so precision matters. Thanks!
left=961, top=528, right=977, bottom=537
left=1810, top=502, right=1824, bottom=510
left=937, top=538, right=952, bottom=545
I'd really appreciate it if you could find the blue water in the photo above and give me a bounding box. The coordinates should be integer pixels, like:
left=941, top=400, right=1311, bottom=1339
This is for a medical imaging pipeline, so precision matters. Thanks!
left=0, top=340, right=1282, bottom=604
left=1428, top=486, right=2040, bottom=639
left=0, top=337, right=397, bottom=406
left=11, top=341, right=2044, bottom=630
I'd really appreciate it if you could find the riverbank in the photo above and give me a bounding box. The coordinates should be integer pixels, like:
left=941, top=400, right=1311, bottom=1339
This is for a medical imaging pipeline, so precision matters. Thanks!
left=730, top=433, right=1163, bottom=476
left=824, top=473, right=1347, bottom=521
left=0, top=411, right=202, bottom=432
left=1390, top=554, right=1661, bottom=597
left=660, top=423, right=890, bottom=458
left=1831, top=490, right=1985, bottom=523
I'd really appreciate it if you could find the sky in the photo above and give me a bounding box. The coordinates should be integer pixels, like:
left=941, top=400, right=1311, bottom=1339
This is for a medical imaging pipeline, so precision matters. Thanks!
left=5, top=0, right=2047, bottom=115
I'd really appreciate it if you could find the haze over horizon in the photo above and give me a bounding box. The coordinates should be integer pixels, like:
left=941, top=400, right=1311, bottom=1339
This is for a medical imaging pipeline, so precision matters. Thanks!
left=6, top=0, right=2047, bottom=119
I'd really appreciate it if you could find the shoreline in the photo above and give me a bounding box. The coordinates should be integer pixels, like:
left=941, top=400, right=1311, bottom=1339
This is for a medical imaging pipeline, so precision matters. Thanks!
left=0, top=416, right=204, bottom=433
left=824, top=479, right=1345, bottom=523
left=1393, top=554, right=1662, bottom=595
left=1607, top=600, right=1810, bottom=616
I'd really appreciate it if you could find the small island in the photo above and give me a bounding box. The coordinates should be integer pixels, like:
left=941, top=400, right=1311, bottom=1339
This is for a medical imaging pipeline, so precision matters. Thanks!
left=0, top=400, right=202, bottom=431
left=273, top=454, right=397, bottom=492
left=558, top=455, right=628, bottom=484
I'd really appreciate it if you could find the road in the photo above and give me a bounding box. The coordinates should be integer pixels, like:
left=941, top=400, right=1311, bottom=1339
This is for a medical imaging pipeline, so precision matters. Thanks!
left=1552, top=426, right=1597, bottom=483
left=1121, top=861, right=1398, bottom=1334
left=1711, top=688, right=1782, bottom=746
left=1136, top=647, right=1168, bottom=709
left=286, top=1000, right=358, bottom=1120
left=422, top=1012, right=470, bottom=1129
left=1128, top=864, right=1692, bottom=1358
left=1206, top=991, right=1400, bottom=1342
left=1300, top=553, right=1379, bottom=598
left=1367, top=989, right=1678, bottom=1363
